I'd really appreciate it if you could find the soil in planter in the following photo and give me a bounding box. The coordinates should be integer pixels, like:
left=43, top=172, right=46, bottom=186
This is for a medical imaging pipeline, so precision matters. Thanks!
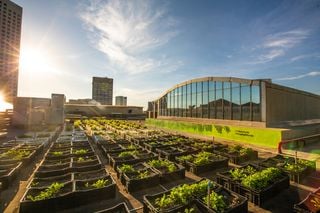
left=25, top=182, right=73, bottom=201
left=76, top=176, right=112, bottom=191
left=30, top=174, right=72, bottom=188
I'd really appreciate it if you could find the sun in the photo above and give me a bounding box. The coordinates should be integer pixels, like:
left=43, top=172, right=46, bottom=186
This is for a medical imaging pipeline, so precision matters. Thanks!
left=0, top=93, right=12, bottom=112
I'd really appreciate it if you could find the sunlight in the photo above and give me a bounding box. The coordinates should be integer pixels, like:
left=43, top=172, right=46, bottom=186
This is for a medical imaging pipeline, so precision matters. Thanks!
left=0, top=93, right=12, bottom=112
left=20, top=47, right=56, bottom=74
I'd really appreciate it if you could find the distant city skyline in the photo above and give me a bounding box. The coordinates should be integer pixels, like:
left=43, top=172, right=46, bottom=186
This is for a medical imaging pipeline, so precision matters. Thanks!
left=14, top=0, right=320, bottom=109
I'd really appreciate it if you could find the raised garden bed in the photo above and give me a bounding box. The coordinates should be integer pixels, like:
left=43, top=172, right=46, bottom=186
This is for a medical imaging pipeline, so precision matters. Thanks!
left=147, top=159, right=185, bottom=182
left=74, top=168, right=107, bottom=181
left=156, top=146, right=198, bottom=161
left=0, top=162, right=22, bottom=189
left=123, top=167, right=160, bottom=193
left=176, top=152, right=228, bottom=175
left=116, top=162, right=149, bottom=185
left=218, top=165, right=289, bottom=206
left=214, top=145, right=258, bottom=165
left=259, top=155, right=316, bottom=183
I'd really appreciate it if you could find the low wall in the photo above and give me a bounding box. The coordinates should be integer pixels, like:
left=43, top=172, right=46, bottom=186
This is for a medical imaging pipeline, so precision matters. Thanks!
left=146, top=119, right=283, bottom=148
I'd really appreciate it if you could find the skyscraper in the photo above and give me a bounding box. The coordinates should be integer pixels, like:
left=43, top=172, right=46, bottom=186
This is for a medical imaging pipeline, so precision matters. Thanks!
left=92, top=77, right=113, bottom=105
left=115, top=96, right=127, bottom=106
left=0, top=0, right=22, bottom=103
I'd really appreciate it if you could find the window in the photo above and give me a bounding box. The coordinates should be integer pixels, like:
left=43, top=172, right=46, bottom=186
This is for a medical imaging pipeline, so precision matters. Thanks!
left=216, top=81, right=223, bottom=119
left=252, top=85, right=261, bottom=121
left=196, top=82, right=202, bottom=117
left=223, top=82, right=231, bottom=120
left=191, top=82, right=197, bottom=117
left=241, top=84, right=251, bottom=120
left=209, top=81, right=215, bottom=118
left=232, top=83, right=241, bottom=120
left=202, top=81, right=209, bottom=118
left=186, top=83, right=192, bottom=117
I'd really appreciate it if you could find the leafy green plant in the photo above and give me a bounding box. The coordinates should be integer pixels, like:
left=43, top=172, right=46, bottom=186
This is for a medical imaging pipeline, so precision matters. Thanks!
left=0, top=149, right=31, bottom=160
left=119, top=164, right=136, bottom=173
left=137, top=170, right=150, bottom=179
left=239, top=148, right=254, bottom=156
left=176, top=154, right=193, bottom=162
left=74, top=149, right=88, bottom=155
left=147, top=159, right=177, bottom=172
left=230, top=165, right=257, bottom=181
left=77, top=157, right=85, bottom=162
left=52, top=151, right=63, bottom=156
left=27, top=182, right=64, bottom=201
left=203, top=191, right=227, bottom=212
left=241, top=167, right=282, bottom=190
left=284, top=163, right=305, bottom=173
left=91, top=179, right=109, bottom=188
left=154, top=180, right=214, bottom=210
left=118, top=150, right=138, bottom=158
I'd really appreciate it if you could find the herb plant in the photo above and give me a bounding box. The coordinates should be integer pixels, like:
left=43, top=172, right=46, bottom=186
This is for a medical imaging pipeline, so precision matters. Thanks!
left=203, top=191, right=227, bottom=212
left=27, top=182, right=64, bottom=201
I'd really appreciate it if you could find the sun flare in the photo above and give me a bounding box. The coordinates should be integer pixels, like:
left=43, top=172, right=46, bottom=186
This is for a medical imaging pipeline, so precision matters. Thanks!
left=0, top=94, right=12, bottom=112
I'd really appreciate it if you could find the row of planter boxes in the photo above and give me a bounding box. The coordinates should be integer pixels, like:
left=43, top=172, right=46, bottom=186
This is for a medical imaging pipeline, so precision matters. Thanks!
left=258, top=155, right=316, bottom=183
left=0, top=142, right=45, bottom=189
left=116, top=160, right=186, bottom=193
left=143, top=179, right=248, bottom=213
left=216, top=164, right=290, bottom=206
left=19, top=130, right=117, bottom=213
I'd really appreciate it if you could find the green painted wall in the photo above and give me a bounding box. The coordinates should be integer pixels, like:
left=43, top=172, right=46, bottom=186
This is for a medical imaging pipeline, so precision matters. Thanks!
left=146, top=119, right=282, bottom=148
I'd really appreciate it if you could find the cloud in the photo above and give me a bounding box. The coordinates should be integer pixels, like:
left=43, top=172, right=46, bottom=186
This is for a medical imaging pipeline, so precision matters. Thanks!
left=290, top=53, right=320, bottom=62
left=79, top=0, right=180, bottom=74
left=276, top=71, right=320, bottom=81
left=251, top=29, right=310, bottom=64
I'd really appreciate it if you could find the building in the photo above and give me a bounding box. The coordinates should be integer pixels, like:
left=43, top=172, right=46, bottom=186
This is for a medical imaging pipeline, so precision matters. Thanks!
left=0, top=0, right=22, bottom=103
left=13, top=94, right=65, bottom=126
left=68, top=98, right=98, bottom=105
left=115, top=96, right=127, bottom=106
left=92, top=77, right=113, bottom=105
left=65, top=104, right=144, bottom=120
left=148, top=77, right=320, bottom=148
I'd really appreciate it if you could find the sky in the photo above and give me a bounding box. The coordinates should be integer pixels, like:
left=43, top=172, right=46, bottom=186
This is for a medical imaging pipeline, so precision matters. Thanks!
left=15, top=0, right=320, bottom=109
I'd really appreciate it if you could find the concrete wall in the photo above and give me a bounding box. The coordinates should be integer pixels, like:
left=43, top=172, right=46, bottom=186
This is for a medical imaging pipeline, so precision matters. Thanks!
left=266, top=83, right=320, bottom=126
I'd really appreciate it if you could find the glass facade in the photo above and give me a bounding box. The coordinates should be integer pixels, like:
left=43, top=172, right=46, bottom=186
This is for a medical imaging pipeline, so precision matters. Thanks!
left=158, top=79, right=262, bottom=121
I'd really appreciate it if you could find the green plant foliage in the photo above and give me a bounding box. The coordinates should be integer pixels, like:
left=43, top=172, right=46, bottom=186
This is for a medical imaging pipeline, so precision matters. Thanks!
left=74, top=149, right=88, bottom=155
left=52, top=151, right=63, bottom=156
left=203, top=191, right=227, bottom=212
left=284, top=163, right=305, bottom=173
left=137, top=170, right=150, bottom=179
left=176, top=155, right=193, bottom=162
left=0, top=149, right=31, bottom=160
left=147, top=159, right=177, bottom=172
left=230, top=166, right=257, bottom=181
left=91, top=179, right=109, bottom=188
left=154, top=180, right=214, bottom=210
left=27, top=182, right=64, bottom=201
left=241, top=167, right=282, bottom=190
left=118, top=150, right=138, bottom=158
left=119, top=164, right=136, bottom=173
left=77, top=157, right=85, bottom=162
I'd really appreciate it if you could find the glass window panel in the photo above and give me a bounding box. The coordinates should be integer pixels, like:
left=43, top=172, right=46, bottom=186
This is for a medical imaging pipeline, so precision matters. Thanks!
left=182, top=85, right=187, bottom=117
left=216, top=82, right=223, bottom=119
left=196, top=82, right=202, bottom=117
left=223, top=82, right=231, bottom=120
left=191, top=82, right=197, bottom=117
left=252, top=85, right=261, bottom=121
left=241, top=84, right=251, bottom=120
left=209, top=81, right=215, bottom=118
left=202, top=81, right=209, bottom=118
left=187, top=83, right=192, bottom=117
left=232, top=83, right=241, bottom=120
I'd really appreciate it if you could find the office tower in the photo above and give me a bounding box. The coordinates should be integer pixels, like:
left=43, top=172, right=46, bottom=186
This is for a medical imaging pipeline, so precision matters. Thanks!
left=0, top=0, right=22, bottom=102
left=92, top=77, right=113, bottom=105
left=115, top=96, right=127, bottom=106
